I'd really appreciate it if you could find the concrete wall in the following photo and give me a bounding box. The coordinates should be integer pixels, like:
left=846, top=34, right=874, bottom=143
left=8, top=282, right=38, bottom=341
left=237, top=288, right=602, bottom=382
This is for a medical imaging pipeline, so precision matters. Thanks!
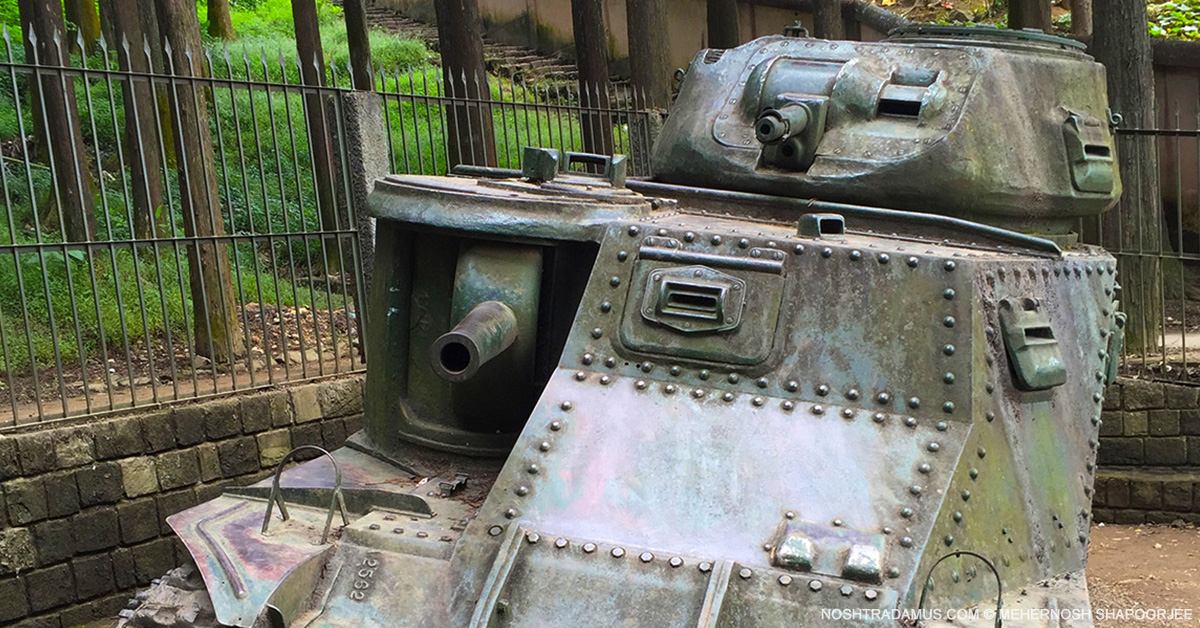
left=1093, top=376, right=1200, bottom=524
left=0, top=376, right=364, bottom=628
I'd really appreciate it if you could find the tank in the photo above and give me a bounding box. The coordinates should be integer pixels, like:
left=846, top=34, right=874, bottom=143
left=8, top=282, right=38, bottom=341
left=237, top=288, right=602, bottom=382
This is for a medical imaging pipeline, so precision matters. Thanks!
left=123, top=26, right=1126, bottom=628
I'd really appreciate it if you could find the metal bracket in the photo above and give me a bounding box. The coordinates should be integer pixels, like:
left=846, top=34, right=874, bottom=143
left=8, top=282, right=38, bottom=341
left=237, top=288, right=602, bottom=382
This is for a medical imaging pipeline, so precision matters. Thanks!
left=917, top=550, right=1003, bottom=628
left=999, top=297, right=1067, bottom=391
left=261, top=445, right=350, bottom=545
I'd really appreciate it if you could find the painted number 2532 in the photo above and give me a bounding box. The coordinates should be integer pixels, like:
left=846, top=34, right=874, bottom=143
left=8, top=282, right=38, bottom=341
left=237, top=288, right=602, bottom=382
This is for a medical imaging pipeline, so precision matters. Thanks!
left=348, top=556, right=379, bottom=601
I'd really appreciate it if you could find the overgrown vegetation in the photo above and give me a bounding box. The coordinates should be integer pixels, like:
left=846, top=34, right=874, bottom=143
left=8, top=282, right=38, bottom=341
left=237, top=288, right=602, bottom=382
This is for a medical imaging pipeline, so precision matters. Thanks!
left=1149, top=1, right=1200, bottom=40
left=0, top=0, right=626, bottom=376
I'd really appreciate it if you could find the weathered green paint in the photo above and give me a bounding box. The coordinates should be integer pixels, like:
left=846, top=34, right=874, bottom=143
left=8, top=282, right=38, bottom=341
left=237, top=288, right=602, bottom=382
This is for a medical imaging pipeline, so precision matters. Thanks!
left=164, top=28, right=1120, bottom=628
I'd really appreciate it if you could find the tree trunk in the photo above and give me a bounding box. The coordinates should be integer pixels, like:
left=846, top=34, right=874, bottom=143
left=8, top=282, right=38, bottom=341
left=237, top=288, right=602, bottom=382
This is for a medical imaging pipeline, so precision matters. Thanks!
left=1070, top=0, right=1092, bottom=37
left=207, top=0, right=235, bottom=40
left=293, top=0, right=343, bottom=272
left=1092, top=0, right=1162, bottom=351
left=572, top=0, right=613, bottom=156
left=137, top=1, right=175, bottom=165
left=812, top=0, right=844, bottom=40
left=706, top=0, right=740, bottom=49
left=1009, top=0, right=1051, bottom=32
left=18, top=0, right=95, bottom=243
left=97, top=0, right=115, bottom=47
left=64, top=0, right=101, bottom=53
left=434, top=0, right=496, bottom=168
left=108, top=0, right=165, bottom=239
left=343, top=0, right=374, bottom=90
left=153, top=0, right=242, bottom=363
left=626, top=0, right=671, bottom=109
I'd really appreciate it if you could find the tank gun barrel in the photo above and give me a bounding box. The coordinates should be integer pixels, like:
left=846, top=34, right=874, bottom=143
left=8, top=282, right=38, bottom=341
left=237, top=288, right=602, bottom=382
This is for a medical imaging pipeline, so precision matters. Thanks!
left=430, top=300, right=518, bottom=382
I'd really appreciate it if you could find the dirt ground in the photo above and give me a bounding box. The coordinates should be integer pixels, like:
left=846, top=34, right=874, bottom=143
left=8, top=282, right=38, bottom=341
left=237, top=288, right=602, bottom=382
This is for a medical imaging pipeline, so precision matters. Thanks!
left=78, top=523, right=1198, bottom=628
left=1088, top=523, right=1200, bottom=628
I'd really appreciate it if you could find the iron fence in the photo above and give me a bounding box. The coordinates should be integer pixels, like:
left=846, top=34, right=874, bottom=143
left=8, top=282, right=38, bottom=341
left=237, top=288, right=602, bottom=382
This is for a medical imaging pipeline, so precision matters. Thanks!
left=0, top=26, right=654, bottom=428
left=1087, top=119, right=1200, bottom=383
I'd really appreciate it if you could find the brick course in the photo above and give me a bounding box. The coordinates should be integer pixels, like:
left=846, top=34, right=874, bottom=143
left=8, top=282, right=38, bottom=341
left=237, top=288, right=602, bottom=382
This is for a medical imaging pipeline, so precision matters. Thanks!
left=0, top=374, right=363, bottom=627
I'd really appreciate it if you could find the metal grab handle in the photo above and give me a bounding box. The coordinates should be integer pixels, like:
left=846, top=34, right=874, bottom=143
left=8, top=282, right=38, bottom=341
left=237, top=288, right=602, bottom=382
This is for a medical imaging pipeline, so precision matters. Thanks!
left=916, top=550, right=1003, bottom=628
left=562, top=151, right=628, bottom=187
left=261, top=445, right=349, bottom=545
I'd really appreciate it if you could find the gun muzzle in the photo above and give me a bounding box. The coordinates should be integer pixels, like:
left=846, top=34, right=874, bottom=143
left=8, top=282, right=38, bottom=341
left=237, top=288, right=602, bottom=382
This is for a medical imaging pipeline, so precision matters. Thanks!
left=431, top=301, right=518, bottom=382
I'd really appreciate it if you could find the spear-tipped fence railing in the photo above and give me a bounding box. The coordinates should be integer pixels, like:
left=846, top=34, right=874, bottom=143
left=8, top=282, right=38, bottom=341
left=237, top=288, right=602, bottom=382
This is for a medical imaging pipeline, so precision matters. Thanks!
left=0, top=25, right=654, bottom=428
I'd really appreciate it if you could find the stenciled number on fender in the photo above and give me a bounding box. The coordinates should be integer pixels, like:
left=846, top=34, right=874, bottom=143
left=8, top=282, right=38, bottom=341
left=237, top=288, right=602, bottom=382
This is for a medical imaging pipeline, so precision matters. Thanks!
left=348, top=556, right=380, bottom=601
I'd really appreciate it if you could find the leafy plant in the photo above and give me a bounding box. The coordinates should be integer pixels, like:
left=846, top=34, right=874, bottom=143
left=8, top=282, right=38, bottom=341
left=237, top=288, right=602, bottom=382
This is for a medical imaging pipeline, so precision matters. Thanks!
left=1149, top=1, right=1200, bottom=39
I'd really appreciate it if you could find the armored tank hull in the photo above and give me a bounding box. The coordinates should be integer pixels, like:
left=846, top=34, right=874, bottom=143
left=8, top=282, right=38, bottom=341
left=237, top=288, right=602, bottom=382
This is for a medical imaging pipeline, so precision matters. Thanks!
left=125, top=28, right=1123, bottom=628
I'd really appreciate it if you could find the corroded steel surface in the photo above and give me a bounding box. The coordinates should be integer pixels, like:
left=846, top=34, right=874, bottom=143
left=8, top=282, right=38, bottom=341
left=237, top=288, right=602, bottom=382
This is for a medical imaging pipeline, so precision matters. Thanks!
left=162, top=28, right=1120, bottom=628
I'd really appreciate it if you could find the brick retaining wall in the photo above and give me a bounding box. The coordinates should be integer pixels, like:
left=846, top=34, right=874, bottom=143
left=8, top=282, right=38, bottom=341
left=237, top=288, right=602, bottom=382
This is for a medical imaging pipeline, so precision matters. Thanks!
left=0, top=376, right=364, bottom=628
left=1093, top=376, right=1200, bottom=524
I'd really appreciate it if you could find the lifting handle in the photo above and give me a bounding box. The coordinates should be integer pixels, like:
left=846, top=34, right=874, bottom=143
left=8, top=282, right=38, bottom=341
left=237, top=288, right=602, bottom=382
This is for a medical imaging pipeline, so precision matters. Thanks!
left=261, top=445, right=349, bottom=545
left=916, top=550, right=1003, bottom=628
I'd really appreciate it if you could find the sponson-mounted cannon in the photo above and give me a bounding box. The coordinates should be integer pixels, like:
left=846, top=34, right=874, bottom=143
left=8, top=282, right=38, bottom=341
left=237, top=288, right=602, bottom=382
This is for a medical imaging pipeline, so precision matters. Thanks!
left=123, top=25, right=1123, bottom=628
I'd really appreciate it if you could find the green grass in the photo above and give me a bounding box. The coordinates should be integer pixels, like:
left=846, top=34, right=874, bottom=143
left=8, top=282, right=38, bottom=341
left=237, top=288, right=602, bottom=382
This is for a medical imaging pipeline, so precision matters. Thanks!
left=0, top=0, right=633, bottom=374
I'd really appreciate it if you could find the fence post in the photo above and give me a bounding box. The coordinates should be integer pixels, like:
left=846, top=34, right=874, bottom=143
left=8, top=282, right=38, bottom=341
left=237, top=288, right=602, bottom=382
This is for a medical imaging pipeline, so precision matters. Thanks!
left=334, top=92, right=388, bottom=303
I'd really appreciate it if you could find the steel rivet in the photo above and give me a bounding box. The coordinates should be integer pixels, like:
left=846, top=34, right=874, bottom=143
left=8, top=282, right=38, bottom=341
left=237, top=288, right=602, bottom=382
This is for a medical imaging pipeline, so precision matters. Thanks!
left=900, top=508, right=913, bottom=518
left=670, top=365, right=682, bottom=376
left=756, top=377, right=769, bottom=388
left=794, top=244, right=806, bottom=254
left=842, top=408, right=854, bottom=419
left=599, top=376, right=611, bottom=386
left=641, top=362, right=654, bottom=373
left=584, top=543, right=597, bottom=553
left=846, top=388, right=861, bottom=401
left=738, top=238, right=750, bottom=249
left=636, top=380, right=647, bottom=390
left=785, top=511, right=796, bottom=519
left=699, top=562, right=712, bottom=573
left=609, top=277, right=620, bottom=287
left=943, top=316, right=955, bottom=328
left=617, top=251, right=629, bottom=262
left=888, top=567, right=900, bottom=578
left=785, top=380, right=799, bottom=392
left=918, top=463, right=931, bottom=474
left=739, top=568, right=753, bottom=579
left=640, top=552, right=654, bottom=563
left=942, top=344, right=955, bottom=356
left=905, top=417, right=917, bottom=427
left=944, top=535, right=954, bottom=546
left=934, top=421, right=947, bottom=432
left=873, top=412, right=886, bottom=423
left=600, top=301, right=612, bottom=313
left=699, top=369, right=710, bottom=380
left=962, top=490, right=971, bottom=501
left=910, top=485, right=922, bottom=496
left=943, top=372, right=956, bottom=385
left=953, top=511, right=963, bottom=523
left=907, top=256, right=919, bottom=267
left=944, top=260, right=956, bottom=271
left=943, top=288, right=956, bottom=300
left=575, top=372, right=587, bottom=381
left=723, top=392, right=735, bottom=402
left=833, top=518, right=843, bottom=526
left=515, top=486, right=529, bottom=496
left=782, top=401, right=795, bottom=411
left=811, top=404, right=824, bottom=415
left=684, top=231, right=696, bottom=242
left=986, top=412, right=995, bottom=422
left=592, top=328, right=604, bottom=339
left=942, top=402, right=955, bottom=413
left=539, top=441, right=551, bottom=452
left=780, top=575, right=793, bottom=586
left=393, top=527, right=404, bottom=534
left=555, top=538, right=568, bottom=549
left=605, top=357, right=616, bottom=368
left=665, top=384, right=677, bottom=394
left=977, top=447, right=987, bottom=458
left=809, top=580, right=823, bottom=592
left=369, top=523, right=380, bottom=530
left=711, top=235, right=722, bottom=245
left=1093, top=392, right=1103, bottom=403
left=817, top=384, right=830, bottom=396
left=878, top=253, right=890, bottom=264
left=670, top=557, right=683, bottom=568
left=900, top=537, right=914, bottom=548
left=489, top=526, right=503, bottom=536
left=729, top=373, right=741, bottom=383
left=581, top=354, right=594, bottom=365
left=550, top=421, right=562, bottom=432
left=528, top=464, right=540, bottom=474
left=628, top=226, right=640, bottom=236
left=908, top=397, right=921, bottom=409
left=753, top=396, right=766, bottom=407
left=927, top=442, right=940, bottom=452
left=850, top=250, right=862, bottom=261
left=882, top=527, right=893, bottom=535
left=692, top=388, right=705, bottom=398
left=876, top=392, right=891, bottom=404
left=560, top=401, right=573, bottom=411
left=504, top=508, right=517, bottom=519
